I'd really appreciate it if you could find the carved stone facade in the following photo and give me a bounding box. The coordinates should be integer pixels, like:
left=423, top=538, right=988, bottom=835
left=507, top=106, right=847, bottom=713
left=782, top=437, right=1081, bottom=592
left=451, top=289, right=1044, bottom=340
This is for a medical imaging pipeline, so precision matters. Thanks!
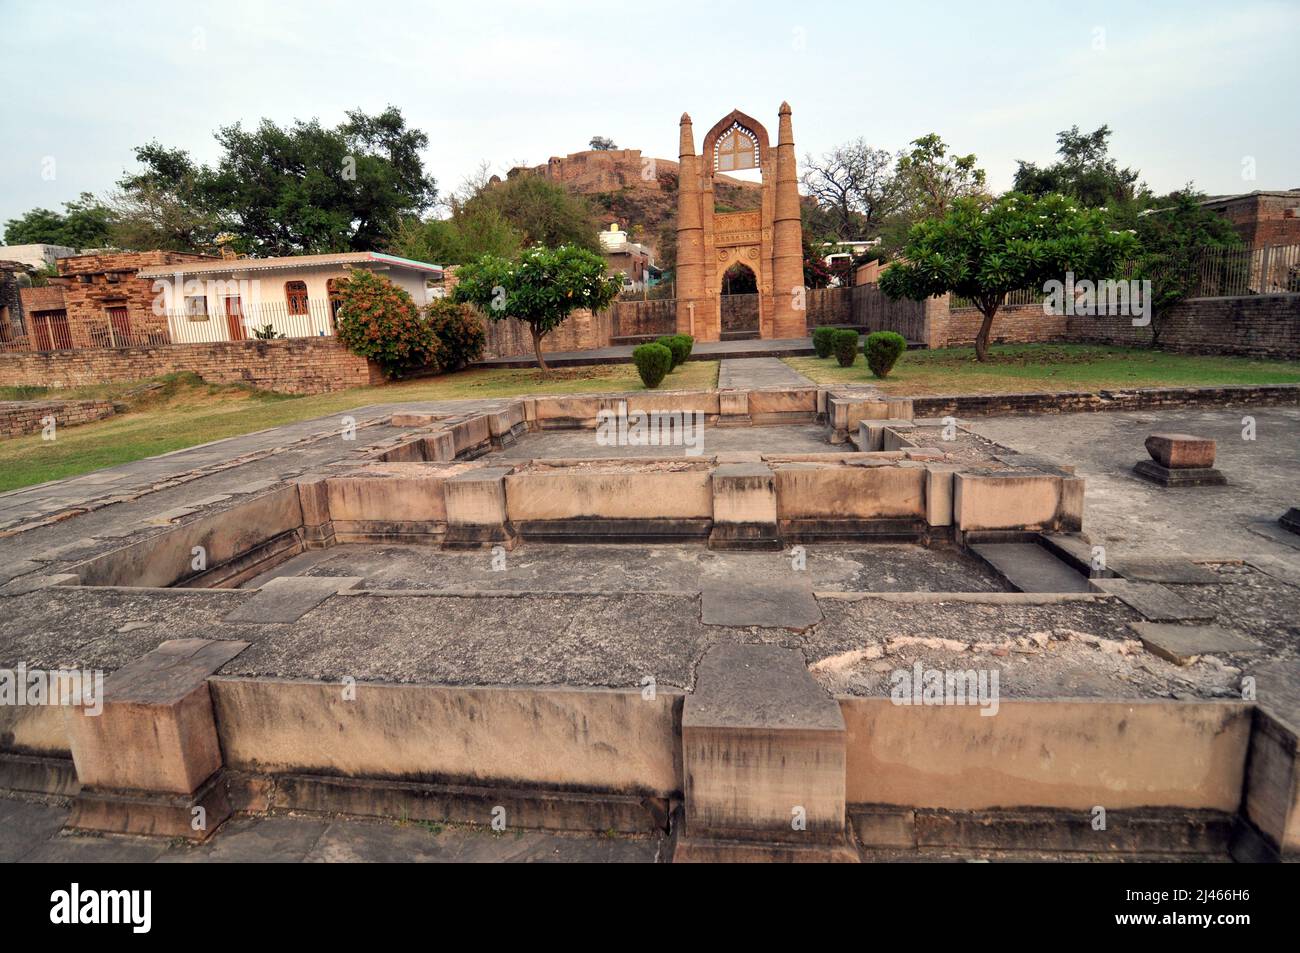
left=675, top=105, right=804, bottom=342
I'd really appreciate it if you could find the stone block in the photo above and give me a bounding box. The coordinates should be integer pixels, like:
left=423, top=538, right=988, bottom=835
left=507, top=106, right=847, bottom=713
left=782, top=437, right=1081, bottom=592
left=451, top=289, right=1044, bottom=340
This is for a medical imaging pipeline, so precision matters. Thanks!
left=64, top=639, right=248, bottom=840
left=952, top=471, right=1068, bottom=533
left=443, top=466, right=515, bottom=548
left=718, top=390, right=750, bottom=425
left=683, top=644, right=846, bottom=841
left=923, top=463, right=961, bottom=528
left=1128, top=623, right=1259, bottom=664
left=1243, top=709, right=1300, bottom=857
left=1145, top=432, right=1216, bottom=469
left=224, top=576, right=363, bottom=624
left=296, top=476, right=334, bottom=548
left=708, top=462, right=779, bottom=550
left=885, top=397, right=914, bottom=421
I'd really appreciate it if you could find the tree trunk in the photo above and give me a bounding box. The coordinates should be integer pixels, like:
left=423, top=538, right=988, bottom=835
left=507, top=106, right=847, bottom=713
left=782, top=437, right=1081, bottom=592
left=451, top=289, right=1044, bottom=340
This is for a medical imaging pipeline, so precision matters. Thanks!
left=530, top=324, right=549, bottom=373
left=974, top=301, right=999, bottom=362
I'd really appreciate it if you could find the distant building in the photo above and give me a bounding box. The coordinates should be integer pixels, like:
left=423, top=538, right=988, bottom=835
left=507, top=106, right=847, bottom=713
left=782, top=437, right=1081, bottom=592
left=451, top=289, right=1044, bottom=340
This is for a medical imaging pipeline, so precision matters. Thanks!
left=599, top=224, right=658, bottom=292
left=1199, top=190, right=1300, bottom=248
left=5, top=250, right=444, bottom=351
left=819, top=239, right=880, bottom=287
left=0, top=243, right=78, bottom=271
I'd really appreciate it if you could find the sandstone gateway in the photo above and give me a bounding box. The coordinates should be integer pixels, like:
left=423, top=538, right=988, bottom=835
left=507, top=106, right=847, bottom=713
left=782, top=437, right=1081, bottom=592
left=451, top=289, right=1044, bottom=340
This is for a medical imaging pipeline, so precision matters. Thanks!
left=675, top=106, right=805, bottom=342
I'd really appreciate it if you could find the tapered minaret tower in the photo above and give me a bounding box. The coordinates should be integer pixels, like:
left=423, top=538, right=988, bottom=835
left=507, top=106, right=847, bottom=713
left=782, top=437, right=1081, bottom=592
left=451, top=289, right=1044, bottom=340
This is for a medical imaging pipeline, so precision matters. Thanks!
left=675, top=113, right=705, bottom=337
left=770, top=102, right=804, bottom=339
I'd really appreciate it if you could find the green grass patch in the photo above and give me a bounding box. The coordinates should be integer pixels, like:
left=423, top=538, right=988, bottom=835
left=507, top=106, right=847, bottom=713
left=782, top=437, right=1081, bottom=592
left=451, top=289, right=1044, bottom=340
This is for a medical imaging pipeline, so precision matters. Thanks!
left=0, top=361, right=719, bottom=492
left=785, top=344, right=1300, bottom=395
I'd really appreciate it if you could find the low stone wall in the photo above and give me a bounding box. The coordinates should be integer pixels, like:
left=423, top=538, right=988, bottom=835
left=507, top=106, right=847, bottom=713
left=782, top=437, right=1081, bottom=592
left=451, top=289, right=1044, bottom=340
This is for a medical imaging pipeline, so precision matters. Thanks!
left=0, top=337, right=383, bottom=394
left=912, top=383, right=1300, bottom=418
left=0, top=398, right=115, bottom=438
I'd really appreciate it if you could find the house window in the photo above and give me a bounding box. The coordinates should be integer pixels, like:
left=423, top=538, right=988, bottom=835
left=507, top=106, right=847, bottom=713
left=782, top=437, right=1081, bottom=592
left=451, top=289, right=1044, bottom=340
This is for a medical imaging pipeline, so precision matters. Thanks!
left=185, top=295, right=209, bottom=320
left=286, top=280, right=309, bottom=316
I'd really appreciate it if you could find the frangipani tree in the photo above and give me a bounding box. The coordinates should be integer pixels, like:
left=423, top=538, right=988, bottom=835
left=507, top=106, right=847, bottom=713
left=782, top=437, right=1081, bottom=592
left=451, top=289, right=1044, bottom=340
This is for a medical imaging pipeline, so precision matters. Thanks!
left=879, top=192, right=1137, bottom=361
left=453, top=244, right=622, bottom=372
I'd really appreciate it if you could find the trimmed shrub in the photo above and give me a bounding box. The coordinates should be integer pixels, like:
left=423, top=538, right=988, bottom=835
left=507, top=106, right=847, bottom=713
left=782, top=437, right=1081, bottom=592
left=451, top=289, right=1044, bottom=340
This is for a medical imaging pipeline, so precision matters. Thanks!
left=633, top=342, right=673, bottom=388
left=425, top=298, right=486, bottom=371
left=832, top=329, right=860, bottom=367
left=334, top=268, right=444, bottom=378
left=812, top=326, right=837, bottom=359
left=677, top=333, right=694, bottom=360
left=656, top=334, right=691, bottom=370
left=865, top=331, right=907, bottom=378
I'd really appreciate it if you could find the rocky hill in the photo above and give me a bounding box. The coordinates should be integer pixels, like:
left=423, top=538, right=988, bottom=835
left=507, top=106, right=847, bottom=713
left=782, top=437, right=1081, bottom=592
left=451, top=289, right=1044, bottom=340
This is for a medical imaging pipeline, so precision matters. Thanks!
left=505, top=148, right=762, bottom=259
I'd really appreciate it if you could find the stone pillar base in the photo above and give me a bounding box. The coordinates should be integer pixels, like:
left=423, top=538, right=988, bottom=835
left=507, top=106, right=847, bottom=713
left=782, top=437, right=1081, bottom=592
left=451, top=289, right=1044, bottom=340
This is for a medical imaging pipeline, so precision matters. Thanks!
left=1134, top=461, right=1227, bottom=487
left=68, top=770, right=233, bottom=842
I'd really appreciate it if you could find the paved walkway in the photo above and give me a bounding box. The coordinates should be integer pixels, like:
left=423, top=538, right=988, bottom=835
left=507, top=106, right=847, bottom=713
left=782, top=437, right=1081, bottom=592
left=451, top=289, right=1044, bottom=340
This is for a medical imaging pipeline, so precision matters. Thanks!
left=717, top=357, right=815, bottom=389
left=0, top=796, right=661, bottom=863
left=476, top=336, right=817, bottom=368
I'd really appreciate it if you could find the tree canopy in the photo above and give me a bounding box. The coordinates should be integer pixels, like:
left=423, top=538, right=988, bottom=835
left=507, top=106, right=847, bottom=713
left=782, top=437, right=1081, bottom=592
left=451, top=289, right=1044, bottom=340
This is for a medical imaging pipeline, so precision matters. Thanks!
left=879, top=192, right=1137, bottom=361
left=452, top=244, right=621, bottom=370
left=3, top=192, right=113, bottom=248
left=1014, top=125, right=1143, bottom=209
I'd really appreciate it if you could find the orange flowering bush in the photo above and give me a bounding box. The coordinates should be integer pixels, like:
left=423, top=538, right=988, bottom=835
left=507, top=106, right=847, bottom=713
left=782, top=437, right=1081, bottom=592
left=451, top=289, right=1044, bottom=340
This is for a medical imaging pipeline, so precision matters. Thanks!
left=333, top=268, right=444, bottom=378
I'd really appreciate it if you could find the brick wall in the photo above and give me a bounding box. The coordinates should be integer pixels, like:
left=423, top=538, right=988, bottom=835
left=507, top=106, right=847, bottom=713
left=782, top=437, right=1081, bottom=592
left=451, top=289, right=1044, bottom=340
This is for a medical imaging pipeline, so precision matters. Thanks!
left=1064, top=294, right=1300, bottom=359
left=932, top=303, right=1068, bottom=348
left=0, top=399, right=116, bottom=439
left=478, top=308, right=613, bottom=360
left=0, top=337, right=382, bottom=395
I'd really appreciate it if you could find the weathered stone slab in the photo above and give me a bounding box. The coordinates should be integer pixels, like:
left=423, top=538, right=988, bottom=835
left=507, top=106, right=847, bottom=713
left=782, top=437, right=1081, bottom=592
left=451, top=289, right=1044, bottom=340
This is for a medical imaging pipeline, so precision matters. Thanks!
left=1092, top=578, right=1214, bottom=622
left=1113, top=557, right=1220, bottom=585
left=1129, top=623, right=1259, bottom=664
left=1145, top=433, right=1216, bottom=469
left=683, top=644, right=845, bottom=840
left=224, top=576, right=363, bottom=624
left=700, top=573, right=822, bottom=629
left=970, top=543, right=1091, bottom=593
left=0, top=573, right=79, bottom=597
left=709, top=462, right=779, bottom=551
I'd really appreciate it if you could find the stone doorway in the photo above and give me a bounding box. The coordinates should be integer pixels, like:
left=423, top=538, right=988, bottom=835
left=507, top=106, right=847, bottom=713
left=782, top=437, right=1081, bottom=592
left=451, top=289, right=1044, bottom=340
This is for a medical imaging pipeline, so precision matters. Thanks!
left=720, top=262, right=760, bottom=339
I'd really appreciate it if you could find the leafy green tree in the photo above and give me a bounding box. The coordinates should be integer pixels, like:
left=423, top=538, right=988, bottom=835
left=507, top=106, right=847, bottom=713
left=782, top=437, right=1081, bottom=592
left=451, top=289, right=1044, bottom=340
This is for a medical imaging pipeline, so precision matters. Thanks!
left=1014, top=125, right=1143, bottom=209
left=589, top=136, right=618, bottom=151
left=203, top=107, right=435, bottom=255
left=1122, top=188, right=1243, bottom=344
left=892, top=134, right=987, bottom=219
left=879, top=192, right=1137, bottom=361
left=3, top=192, right=113, bottom=247
left=110, top=144, right=220, bottom=251
left=453, top=245, right=621, bottom=371
left=468, top=175, right=597, bottom=251
left=389, top=205, right=522, bottom=266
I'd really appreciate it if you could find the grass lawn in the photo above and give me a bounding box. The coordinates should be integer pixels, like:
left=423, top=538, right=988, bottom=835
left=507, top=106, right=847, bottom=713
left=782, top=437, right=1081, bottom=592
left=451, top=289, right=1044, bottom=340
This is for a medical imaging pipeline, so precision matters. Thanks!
left=785, top=344, right=1300, bottom=395
left=0, top=360, right=718, bottom=493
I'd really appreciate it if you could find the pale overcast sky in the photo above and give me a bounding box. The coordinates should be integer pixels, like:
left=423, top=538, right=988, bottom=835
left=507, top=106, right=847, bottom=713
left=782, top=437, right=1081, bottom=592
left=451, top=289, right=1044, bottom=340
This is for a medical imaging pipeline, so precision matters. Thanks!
left=1, top=0, right=1297, bottom=227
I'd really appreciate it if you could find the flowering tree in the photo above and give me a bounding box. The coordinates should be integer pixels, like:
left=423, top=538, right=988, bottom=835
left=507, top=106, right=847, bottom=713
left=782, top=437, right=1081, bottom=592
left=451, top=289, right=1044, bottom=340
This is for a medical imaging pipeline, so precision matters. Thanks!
left=333, top=267, right=443, bottom=378
left=879, top=192, right=1137, bottom=361
left=453, top=244, right=622, bottom=371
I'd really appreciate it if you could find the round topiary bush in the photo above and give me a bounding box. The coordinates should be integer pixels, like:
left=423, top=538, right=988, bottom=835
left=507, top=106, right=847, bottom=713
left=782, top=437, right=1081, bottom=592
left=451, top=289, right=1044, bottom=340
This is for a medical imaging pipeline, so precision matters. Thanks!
left=656, top=334, right=691, bottom=370
left=634, top=342, right=673, bottom=388
left=334, top=268, right=444, bottom=378
left=812, top=326, right=837, bottom=359
left=676, top=333, right=694, bottom=360
left=425, top=298, right=486, bottom=371
left=865, top=330, right=908, bottom=379
left=832, top=329, right=860, bottom=367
